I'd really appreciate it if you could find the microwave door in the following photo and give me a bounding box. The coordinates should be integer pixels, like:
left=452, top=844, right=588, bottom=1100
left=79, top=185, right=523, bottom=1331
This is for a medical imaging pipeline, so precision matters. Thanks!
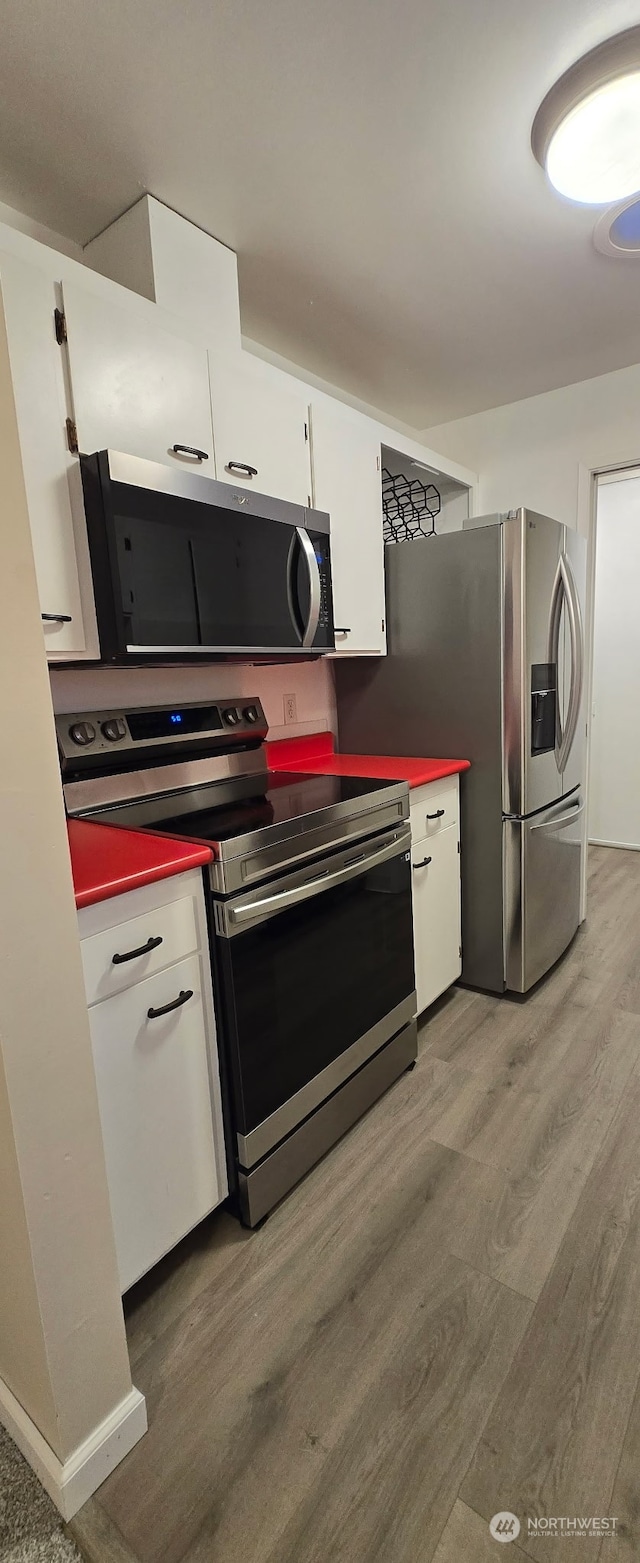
left=191, top=509, right=301, bottom=652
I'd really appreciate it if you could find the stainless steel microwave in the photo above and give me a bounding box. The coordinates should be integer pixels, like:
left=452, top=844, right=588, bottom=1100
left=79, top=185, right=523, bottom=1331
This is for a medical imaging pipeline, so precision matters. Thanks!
left=80, top=450, right=334, bottom=662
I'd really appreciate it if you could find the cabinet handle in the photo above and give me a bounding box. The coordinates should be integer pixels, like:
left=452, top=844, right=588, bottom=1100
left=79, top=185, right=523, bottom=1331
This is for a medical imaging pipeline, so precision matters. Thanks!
left=171, top=444, right=209, bottom=462
left=413, top=856, right=432, bottom=869
left=426, top=809, right=445, bottom=820
left=334, top=627, right=351, bottom=635
left=112, top=934, right=163, bottom=965
left=147, top=988, right=193, bottom=1020
left=42, top=612, right=72, bottom=623
left=225, top=461, right=258, bottom=477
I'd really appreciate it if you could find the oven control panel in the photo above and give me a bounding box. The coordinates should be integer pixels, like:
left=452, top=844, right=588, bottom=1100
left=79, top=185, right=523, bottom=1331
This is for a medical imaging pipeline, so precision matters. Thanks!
left=57, top=698, right=268, bottom=771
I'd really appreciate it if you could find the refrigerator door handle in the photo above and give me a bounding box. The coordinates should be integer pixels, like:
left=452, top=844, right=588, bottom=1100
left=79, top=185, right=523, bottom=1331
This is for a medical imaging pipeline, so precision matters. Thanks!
left=547, top=558, right=564, bottom=758
left=559, top=552, right=584, bottom=774
left=547, top=552, right=584, bottom=774
left=530, top=800, right=584, bottom=832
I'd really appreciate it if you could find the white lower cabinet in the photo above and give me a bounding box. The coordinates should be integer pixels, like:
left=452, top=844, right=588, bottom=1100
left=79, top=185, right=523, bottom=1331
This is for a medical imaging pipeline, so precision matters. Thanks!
left=78, top=870, right=227, bottom=1292
left=410, top=779, right=462, bottom=1014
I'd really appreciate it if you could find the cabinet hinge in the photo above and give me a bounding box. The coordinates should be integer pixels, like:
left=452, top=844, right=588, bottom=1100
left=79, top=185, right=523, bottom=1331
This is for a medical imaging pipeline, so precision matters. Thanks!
left=304, top=420, right=309, bottom=442
left=459, top=945, right=462, bottom=958
left=457, top=841, right=461, bottom=853
left=376, top=453, right=381, bottom=471
left=65, top=417, right=79, bottom=454
left=54, top=307, right=67, bottom=345
left=381, top=618, right=385, bottom=633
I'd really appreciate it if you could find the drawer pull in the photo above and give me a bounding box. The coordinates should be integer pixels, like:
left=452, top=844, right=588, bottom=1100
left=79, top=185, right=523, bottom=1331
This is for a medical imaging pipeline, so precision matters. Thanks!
left=171, top=444, right=209, bottom=462
left=42, top=612, right=72, bottom=623
left=147, top=989, right=193, bottom=1020
left=426, top=809, right=445, bottom=820
left=334, top=627, right=351, bottom=635
left=225, top=461, right=258, bottom=477
left=413, top=856, right=432, bottom=869
left=112, top=935, right=163, bottom=965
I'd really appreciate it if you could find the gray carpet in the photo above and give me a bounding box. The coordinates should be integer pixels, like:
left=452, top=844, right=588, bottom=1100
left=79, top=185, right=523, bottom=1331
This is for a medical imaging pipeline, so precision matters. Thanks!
left=0, top=1425, right=82, bottom=1562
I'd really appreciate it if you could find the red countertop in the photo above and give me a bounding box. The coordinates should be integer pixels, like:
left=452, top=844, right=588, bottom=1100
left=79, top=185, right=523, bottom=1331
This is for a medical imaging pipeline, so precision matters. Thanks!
left=68, top=818, right=213, bottom=911
left=266, top=732, right=470, bottom=788
left=70, top=734, right=469, bottom=908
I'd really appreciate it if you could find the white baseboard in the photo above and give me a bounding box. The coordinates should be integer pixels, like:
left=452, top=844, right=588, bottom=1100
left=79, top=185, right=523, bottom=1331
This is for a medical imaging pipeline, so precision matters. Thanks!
left=589, top=837, right=640, bottom=852
left=0, top=1376, right=147, bottom=1521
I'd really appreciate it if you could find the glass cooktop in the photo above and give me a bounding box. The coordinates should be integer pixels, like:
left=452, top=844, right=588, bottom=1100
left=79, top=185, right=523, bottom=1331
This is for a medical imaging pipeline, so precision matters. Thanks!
left=100, top=770, right=402, bottom=848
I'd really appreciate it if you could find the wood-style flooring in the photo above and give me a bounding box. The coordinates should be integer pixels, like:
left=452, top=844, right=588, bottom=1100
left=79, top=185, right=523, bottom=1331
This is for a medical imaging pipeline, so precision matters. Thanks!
left=70, top=846, right=640, bottom=1563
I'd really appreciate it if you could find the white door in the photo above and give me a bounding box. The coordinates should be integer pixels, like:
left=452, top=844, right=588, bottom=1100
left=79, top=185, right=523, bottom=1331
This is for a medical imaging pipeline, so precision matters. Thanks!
left=411, top=826, right=462, bottom=1013
left=209, top=354, right=311, bottom=504
left=61, top=279, right=214, bottom=470
left=310, top=401, right=386, bottom=654
left=88, top=951, right=221, bottom=1292
left=589, top=472, right=640, bottom=849
left=0, top=252, right=96, bottom=658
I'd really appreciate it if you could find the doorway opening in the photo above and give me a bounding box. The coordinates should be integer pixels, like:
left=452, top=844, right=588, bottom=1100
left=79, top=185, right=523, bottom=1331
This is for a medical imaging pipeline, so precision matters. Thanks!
left=589, top=467, right=640, bottom=850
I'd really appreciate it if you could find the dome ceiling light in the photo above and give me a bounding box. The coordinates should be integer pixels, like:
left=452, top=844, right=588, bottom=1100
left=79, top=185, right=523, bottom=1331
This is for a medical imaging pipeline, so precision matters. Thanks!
left=532, top=26, right=640, bottom=205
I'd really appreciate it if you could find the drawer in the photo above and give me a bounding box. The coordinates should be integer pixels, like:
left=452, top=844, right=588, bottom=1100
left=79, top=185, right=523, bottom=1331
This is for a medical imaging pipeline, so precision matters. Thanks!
left=410, top=776, right=459, bottom=843
left=81, top=892, right=199, bottom=1006
left=88, top=952, right=221, bottom=1291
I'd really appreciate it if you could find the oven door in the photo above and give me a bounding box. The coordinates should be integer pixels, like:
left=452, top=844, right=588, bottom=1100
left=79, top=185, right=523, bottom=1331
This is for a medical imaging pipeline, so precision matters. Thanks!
left=213, top=824, right=415, bottom=1169
left=81, top=450, right=334, bottom=660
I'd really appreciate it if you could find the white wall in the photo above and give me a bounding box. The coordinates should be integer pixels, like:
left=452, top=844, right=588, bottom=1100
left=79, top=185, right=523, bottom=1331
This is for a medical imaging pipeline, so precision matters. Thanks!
left=423, top=359, right=640, bottom=538
left=589, top=472, right=640, bottom=851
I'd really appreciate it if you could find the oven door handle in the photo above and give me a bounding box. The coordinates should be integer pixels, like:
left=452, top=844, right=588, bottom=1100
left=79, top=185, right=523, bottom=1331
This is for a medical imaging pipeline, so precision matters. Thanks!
left=229, top=829, right=410, bottom=929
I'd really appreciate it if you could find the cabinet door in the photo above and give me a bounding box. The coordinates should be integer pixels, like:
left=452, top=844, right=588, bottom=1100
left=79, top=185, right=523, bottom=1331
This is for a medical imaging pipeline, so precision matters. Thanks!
left=0, top=252, right=96, bottom=657
left=61, top=279, right=214, bottom=470
left=209, top=354, right=311, bottom=504
left=88, top=951, right=221, bottom=1292
left=411, top=825, right=462, bottom=1014
left=309, top=401, right=386, bottom=654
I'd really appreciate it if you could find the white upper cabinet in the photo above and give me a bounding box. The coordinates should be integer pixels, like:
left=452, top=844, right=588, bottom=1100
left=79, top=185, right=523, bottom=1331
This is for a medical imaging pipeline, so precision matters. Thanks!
left=310, top=400, right=386, bottom=655
left=208, top=354, right=311, bottom=505
left=61, top=279, right=215, bottom=471
left=0, top=251, right=97, bottom=658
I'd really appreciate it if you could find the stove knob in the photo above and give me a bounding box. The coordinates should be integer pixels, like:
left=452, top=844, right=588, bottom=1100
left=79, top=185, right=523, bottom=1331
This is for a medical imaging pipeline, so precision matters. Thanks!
left=101, top=718, right=127, bottom=742
left=243, top=705, right=259, bottom=725
left=223, top=707, right=240, bottom=726
left=69, top=721, right=96, bottom=746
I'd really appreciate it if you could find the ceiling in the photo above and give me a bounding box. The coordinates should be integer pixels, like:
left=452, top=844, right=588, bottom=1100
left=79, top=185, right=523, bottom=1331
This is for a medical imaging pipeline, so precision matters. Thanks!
left=2, top=0, right=640, bottom=427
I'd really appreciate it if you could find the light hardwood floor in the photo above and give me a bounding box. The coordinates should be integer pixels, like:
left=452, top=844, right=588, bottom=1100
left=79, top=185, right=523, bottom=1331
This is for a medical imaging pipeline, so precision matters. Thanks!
left=70, top=846, right=640, bottom=1563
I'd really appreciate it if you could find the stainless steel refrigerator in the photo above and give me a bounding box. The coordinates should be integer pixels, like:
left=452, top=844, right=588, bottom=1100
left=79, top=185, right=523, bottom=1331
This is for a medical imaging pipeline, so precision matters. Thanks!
left=335, top=509, right=587, bottom=994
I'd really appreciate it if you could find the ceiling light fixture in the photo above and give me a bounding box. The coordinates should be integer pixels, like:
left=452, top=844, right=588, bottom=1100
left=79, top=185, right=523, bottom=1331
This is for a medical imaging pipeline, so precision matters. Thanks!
left=532, top=26, right=640, bottom=204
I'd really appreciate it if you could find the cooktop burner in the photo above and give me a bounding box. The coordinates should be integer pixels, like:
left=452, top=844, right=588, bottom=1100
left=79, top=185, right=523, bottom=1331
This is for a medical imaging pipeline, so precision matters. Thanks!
left=121, top=770, right=392, bottom=844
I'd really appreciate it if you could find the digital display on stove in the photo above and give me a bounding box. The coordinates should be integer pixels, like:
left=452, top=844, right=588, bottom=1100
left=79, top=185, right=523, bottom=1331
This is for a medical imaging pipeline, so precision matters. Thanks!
left=126, top=705, right=224, bottom=740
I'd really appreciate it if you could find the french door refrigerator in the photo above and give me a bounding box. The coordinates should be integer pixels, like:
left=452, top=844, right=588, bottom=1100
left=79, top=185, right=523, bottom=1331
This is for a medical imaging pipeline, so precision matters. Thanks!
left=335, top=509, right=587, bottom=994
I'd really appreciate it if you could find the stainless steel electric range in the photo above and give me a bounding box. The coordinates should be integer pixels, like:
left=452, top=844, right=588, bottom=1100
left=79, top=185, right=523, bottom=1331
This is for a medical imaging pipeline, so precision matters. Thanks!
left=59, top=697, right=417, bottom=1226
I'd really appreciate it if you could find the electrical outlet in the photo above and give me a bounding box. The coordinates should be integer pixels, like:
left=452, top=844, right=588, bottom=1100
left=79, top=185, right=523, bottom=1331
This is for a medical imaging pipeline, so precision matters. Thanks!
left=284, top=693, right=297, bottom=725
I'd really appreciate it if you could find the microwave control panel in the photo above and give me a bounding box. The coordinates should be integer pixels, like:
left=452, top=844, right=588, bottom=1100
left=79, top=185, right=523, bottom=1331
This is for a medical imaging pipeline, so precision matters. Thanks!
left=312, top=535, right=333, bottom=634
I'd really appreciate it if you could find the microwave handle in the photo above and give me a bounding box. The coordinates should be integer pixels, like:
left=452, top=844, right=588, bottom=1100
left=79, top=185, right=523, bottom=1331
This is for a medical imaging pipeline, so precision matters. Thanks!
left=296, top=527, right=321, bottom=648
